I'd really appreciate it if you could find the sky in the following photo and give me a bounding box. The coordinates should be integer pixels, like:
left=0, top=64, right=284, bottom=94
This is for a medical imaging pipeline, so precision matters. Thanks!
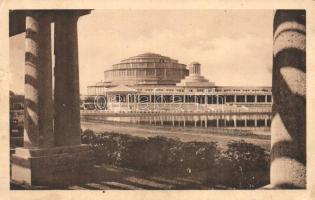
left=10, top=10, right=273, bottom=95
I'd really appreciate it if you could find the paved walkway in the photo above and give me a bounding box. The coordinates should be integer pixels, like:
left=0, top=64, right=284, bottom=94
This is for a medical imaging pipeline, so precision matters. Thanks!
left=68, top=165, right=214, bottom=190
left=11, top=165, right=217, bottom=190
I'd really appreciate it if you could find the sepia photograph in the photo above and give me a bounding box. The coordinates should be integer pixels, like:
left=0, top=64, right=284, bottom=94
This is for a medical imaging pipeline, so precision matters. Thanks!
left=7, top=8, right=306, bottom=191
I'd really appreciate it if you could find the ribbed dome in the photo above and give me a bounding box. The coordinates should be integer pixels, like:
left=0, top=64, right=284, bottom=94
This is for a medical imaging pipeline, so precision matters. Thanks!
left=103, top=52, right=188, bottom=86
left=118, top=52, right=176, bottom=65
left=133, top=52, right=162, bottom=57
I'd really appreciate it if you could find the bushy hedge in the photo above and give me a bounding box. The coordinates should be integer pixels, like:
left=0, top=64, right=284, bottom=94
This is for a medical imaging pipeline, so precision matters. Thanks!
left=212, top=141, right=269, bottom=189
left=81, top=129, right=269, bottom=189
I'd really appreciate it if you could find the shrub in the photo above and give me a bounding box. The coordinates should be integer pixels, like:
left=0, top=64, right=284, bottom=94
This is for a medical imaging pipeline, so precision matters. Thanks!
left=81, top=129, right=95, bottom=144
left=81, top=130, right=269, bottom=189
left=215, top=140, right=270, bottom=189
left=175, top=141, right=218, bottom=175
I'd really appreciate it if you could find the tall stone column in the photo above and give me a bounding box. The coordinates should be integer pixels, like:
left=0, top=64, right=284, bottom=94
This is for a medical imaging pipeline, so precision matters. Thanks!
left=11, top=10, right=92, bottom=188
left=23, top=12, right=54, bottom=149
left=54, top=14, right=81, bottom=146
left=271, top=10, right=306, bottom=189
left=11, top=11, right=55, bottom=185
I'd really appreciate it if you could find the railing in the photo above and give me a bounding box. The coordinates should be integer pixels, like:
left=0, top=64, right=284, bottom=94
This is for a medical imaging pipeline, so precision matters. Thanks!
left=81, top=104, right=272, bottom=116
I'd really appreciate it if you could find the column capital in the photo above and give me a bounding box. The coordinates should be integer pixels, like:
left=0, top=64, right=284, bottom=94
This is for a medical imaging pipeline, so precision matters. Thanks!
left=10, top=10, right=91, bottom=37
left=53, top=12, right=80, bottom=23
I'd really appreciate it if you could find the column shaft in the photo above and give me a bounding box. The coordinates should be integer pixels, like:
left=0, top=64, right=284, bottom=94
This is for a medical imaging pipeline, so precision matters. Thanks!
left=271, top=10, right=306, bottom=188
left=24, top=12, right=54, bottom=148
left=54, top=14, right=81, bottom=146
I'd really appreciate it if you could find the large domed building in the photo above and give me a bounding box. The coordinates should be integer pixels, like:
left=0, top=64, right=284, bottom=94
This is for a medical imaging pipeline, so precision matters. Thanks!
left=102, top=53, right=188, bottom=86
left=86, top=52, right=272, bottom=115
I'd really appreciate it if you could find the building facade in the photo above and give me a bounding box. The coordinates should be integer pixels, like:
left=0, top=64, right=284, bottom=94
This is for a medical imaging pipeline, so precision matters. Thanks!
left=85, top=53, right=272, bottom=113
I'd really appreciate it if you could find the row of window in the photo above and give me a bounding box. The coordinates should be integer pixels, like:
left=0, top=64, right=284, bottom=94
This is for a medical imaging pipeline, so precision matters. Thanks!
left=160, top=119, right=271, bottom=127
left=215, top=89, right=271, bottom=92
left=217, top=119, right=271, bottom=127
left=104, top=68, right=186, bottom=78
left=138, top=88, right=270, bottom=93
left=112, top=95, right=272, bottom=104
left=112, top=62, right=180, bottom=69
left=118, top=58, right=173, bottom=64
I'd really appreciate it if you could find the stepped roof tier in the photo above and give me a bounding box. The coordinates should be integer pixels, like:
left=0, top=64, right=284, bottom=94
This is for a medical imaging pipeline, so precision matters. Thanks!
left=177, top=62, right=215, bottom=87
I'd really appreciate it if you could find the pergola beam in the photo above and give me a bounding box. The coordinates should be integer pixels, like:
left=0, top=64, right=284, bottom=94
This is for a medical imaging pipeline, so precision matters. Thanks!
left=9, top=10, right=91, bottom=37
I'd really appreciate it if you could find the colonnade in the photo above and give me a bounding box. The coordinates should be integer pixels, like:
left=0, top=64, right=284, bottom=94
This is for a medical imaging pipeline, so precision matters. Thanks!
left=138, top=115, right=271, bottom=129
left=11, top=10, right=92, bottom=186
left=108, top=94, right=272, bottom=104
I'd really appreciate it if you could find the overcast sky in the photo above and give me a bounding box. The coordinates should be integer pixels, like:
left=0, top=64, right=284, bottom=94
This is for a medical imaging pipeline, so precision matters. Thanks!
left=10, top=10, right=273, bottom=95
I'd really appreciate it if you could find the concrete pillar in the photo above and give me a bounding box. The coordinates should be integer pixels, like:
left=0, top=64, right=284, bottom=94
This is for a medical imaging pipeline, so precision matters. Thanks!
left=127, top=94, right=130, bottom=111
left=54, top=14, right=81, bottom=146
left=23, top=12, right=54, bottom=148
left=12, top=10, right=93, bottom=187
left=270, top=10, right=306, bottom=189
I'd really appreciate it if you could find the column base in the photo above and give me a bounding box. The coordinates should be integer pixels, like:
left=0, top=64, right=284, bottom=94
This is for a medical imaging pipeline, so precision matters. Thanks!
left=11, top=145, right=94, bottom=188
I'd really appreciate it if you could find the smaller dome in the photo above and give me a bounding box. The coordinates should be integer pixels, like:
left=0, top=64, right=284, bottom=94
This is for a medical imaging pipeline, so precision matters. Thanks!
left=177, top=62, right=215, bottom=87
